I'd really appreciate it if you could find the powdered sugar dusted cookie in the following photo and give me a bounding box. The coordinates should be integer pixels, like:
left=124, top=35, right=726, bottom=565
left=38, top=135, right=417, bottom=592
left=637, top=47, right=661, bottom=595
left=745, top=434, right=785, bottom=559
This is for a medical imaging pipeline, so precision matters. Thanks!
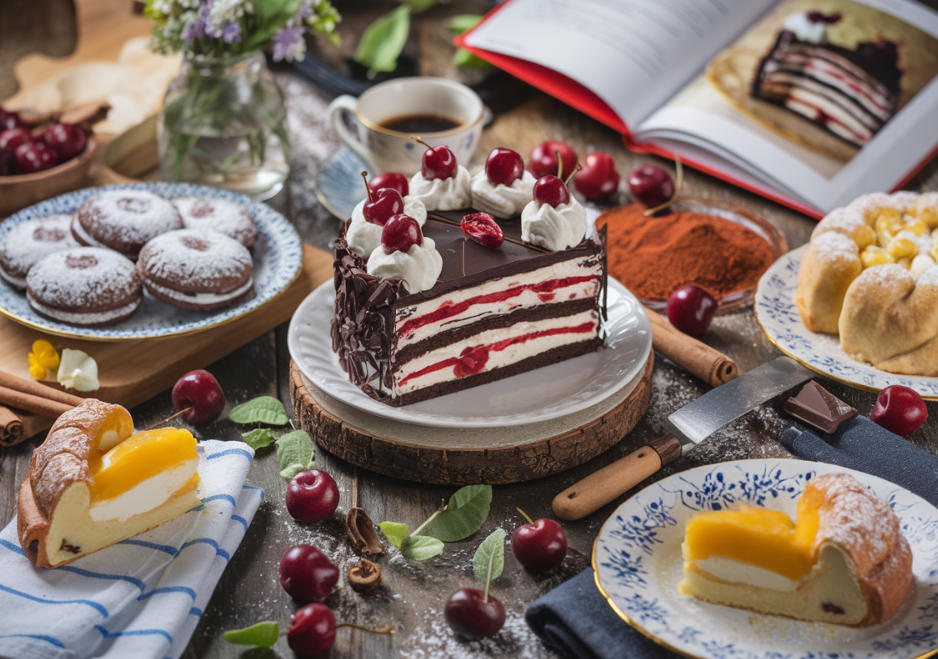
left=137, top=229, right=254, bottom=311
left=26, top=247, right=142, bottom=326
left=173, top=196, right=257, bottom=247
left=73, top=190, right=182, bottom=259
left=0, top=214, right=79, bottom=289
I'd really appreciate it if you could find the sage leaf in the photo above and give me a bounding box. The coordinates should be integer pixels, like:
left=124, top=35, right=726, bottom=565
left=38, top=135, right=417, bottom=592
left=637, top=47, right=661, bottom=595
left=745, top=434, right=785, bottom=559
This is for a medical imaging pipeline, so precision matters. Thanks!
left=402, top=535, right=444, bottom=561
left=229, top=396, right=289, bottom=425
left=472, top=528, right=506, bottom=583
left=453, top=48, right=492, bottom=69
left=276, top=429, right=315, bottom=479
left=447, top=14, right=482, bottom=35
left=223, top=620, right=279, bottom=647
left=421, top=485, right=492, bottom=542
left=353, top=4, right=410, bottom=73
left=241, top=428, right=275, bottom=451
left=378, top=521, right=408, bottom=549
left=400, top=0, right=437, bottom=12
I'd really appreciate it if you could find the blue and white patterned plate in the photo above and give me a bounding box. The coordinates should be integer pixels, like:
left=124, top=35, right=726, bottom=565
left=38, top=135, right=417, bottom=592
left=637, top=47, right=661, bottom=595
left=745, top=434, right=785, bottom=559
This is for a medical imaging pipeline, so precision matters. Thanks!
left=593, top=459, right=938, bottom=659
left=754, top=246, right=938, bottom=399
left=0, top=183, right=302, bottom=340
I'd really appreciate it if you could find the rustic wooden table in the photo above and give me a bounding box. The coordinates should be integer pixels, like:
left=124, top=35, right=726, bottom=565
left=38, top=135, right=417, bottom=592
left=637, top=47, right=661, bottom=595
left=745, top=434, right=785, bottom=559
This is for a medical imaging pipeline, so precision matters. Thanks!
left=2, top=2, right=938, bottom=658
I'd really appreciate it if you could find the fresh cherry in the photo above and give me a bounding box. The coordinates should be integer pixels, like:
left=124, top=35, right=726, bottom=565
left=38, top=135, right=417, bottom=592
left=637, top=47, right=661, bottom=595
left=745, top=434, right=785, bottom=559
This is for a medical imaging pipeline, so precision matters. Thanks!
left=413, top=137, right=457, bottom=180
left=533, top=175, right=570, bottom=208
left=574, top=152, right=619, bottom=200
left=279, top=544, right=340, bottom=604
left=485, top=147, right=524, bottom=187
left=530, top=141, right=577, bottom=180
left=286, top=470, right=340, bottom=522
left=0, top=107, right=27, bottom=131
left=0, top=150, right=16, bottom=176
left=444, top=588, right=505, bottom=638
left=628, top=164, right=674, bottom=208
left=288, top=603, right=336, bottom=656
left=666, top=284, right=717, bottom=338
left=369, top=171, right=409, bottom=197
left=39, top=123, right=87, bottom=161
left=14, top=142, right=59, bottom=174
left=363, top=188, right=404, bottom=226
left=512, top=509, right=567, bottom=572
left=171, top=369, right=225, bottom=424
left=461, top=212, right=504, bottom=249
left=871, top=385, right=928, bottom=435
left=0, top=127, right=32, bottom=152
left=381, top=214, right=422, bottom=254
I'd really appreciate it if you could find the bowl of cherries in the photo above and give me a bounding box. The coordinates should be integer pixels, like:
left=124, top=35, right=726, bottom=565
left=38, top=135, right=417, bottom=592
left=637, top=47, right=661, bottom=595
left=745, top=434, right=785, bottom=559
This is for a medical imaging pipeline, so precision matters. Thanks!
left=0, top=105, right=97, bottom=216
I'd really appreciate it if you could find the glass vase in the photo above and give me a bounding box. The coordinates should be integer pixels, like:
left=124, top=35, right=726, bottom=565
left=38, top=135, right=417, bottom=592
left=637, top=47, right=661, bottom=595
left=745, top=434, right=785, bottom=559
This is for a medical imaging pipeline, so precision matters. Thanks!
left=158, top=51, right=289, bottom=200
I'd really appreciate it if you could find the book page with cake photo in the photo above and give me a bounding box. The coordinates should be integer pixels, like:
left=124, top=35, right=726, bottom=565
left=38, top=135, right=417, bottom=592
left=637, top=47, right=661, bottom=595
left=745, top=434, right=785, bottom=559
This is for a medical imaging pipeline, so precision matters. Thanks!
left=460, top=0, right=938, bottom=216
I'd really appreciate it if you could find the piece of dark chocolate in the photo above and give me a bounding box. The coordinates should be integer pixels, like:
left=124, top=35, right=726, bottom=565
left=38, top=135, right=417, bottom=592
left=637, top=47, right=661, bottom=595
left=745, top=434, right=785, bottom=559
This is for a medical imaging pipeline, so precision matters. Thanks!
left=783, top=380, right=857, bottom=434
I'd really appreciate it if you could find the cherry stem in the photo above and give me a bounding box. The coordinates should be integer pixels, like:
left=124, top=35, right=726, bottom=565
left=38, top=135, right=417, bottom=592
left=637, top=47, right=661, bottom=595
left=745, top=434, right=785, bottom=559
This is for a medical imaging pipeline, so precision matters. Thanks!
left=411, top=136, right=431, bottom=151
left=409, top=499, right=447, bottom=539
left=336, top=623, right=395, bottom=636
left=555, top=149, right=563, bottom=179
left=563, top=163, right=582, bottom=188
left=361, top=171, right=372, bottom=202
left=643, top=155, right=683, bottom=217
left=516, top=507, right=535, bottom=525
left=143, top=407, right=191, bottom=431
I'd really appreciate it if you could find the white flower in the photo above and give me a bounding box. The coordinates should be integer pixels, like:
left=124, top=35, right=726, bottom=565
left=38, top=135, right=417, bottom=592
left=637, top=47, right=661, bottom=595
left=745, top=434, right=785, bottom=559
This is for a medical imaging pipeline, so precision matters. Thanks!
left=57, top=349, right=100, bottom=392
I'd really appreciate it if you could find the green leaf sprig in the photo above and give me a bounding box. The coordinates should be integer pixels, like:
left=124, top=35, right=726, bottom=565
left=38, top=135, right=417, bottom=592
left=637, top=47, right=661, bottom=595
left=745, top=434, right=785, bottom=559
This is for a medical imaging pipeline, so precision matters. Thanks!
left=276, top=429, right=316, bottom=479
left=353, top=4, right=411, bottom=75
left=229, top=395, right=289, bottom=425
left=228, top=396, right=315, bottom=478
left=223, top=621, right=279, bottom=647
left=240, top=428, right=275, bottom=451
left=378, top=500, right=446, bottom=561
left=472, top=528, right=506, bottom=601
left=447, top=14, right=492, bottom=69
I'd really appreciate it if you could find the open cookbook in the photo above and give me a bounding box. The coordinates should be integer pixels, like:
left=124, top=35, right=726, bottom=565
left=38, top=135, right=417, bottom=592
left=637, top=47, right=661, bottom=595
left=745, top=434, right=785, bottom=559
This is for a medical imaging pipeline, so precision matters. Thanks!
left=458, top=0, right=938, bottom=217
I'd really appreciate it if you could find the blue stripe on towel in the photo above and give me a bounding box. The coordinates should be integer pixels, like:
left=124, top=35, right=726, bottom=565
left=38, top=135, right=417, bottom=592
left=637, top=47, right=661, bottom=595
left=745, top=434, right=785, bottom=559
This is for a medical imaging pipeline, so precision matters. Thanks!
left=0, top=634, right=65, bottom=648
left=180, top=538, right=218, bottom=552
left=1, top=539, right=147, bottom=590
left=206, top=448, right=253, bottom=462
left=137, top=586, right=196, bottom=602
left=95, top=625, right=172, bottom=643
left=230, top=515, right=249, bottom=531
left=0, top=583, right=108, bottom=616
left=0, top=539, right=25, bottom=556
left=242, top=484, right=265, bottom=499
left=117, top=539, right=179, bottom=556
left=200, top=494, right=236, bottom=506
left=189, top=607, right=203, bottom=617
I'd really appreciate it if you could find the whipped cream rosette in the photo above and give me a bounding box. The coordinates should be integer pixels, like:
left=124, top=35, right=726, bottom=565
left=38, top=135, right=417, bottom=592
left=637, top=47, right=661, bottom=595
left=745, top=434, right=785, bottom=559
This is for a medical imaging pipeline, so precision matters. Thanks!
left=470, top=169, right=537, bottom=218
left=408, top=165, right=471, bottom=211
left=346, top=197, right=428, bottom=259
left=521, top=197, right=587, bottom=251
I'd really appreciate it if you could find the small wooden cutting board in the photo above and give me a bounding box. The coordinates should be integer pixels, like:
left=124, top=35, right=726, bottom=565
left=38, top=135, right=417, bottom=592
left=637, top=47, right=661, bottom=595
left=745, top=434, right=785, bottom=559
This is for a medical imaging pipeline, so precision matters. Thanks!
left=0, top=243, right=332, bottom=414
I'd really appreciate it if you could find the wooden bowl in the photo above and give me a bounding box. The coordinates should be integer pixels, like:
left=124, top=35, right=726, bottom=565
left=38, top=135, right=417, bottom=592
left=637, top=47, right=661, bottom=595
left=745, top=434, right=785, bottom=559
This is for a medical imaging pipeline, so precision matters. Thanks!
left=0, top=136, right=97, bottom=218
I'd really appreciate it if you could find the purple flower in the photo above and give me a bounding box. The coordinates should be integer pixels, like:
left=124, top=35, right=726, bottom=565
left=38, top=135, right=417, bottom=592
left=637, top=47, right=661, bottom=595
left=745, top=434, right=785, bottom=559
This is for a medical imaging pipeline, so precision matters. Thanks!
left=182, top=19, right=205, bottom=40
left=221, top=22, right=241, bottom=43
left=294, top=0, right=314, bottom=22
left=272, top=26, right=305, bottom=62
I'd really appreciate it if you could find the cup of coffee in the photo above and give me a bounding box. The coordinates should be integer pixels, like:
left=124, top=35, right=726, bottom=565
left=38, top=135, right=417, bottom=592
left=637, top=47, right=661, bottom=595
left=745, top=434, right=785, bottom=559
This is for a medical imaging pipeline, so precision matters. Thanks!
left=328, top=77, right=484, bottom=176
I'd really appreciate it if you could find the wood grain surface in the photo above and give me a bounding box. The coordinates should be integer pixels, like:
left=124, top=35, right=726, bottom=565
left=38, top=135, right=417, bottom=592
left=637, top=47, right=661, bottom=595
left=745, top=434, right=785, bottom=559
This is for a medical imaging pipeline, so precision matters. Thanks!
left=2, top=2, right=938, bottom=659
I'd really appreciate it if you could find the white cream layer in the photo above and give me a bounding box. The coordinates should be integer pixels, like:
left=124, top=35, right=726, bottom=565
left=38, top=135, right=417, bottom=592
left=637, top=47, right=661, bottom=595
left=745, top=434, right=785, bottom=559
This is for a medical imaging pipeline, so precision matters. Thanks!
left=769, top=60, right=890, bottom=119
left=786, top=90, right=872, bottom=144
left=145, top=276, right=254, bottom=305
left=346, top=197, right=428, bottom=259
left=392, top=309, right=598, bottom=395
left=0, top=266, right=26, bottom=290
left=408, top=165, right=471, bottom=211
left=690, top=556, right=802, bottom=592
left=27, top=292, right=141, bottom=325
left=521, top=198, right=587, bottom=251
left=469, top=170, right=536, bottom=218
left=395, top=257, right=602, bottom=350
left=89, top=456, right=199, bottom=522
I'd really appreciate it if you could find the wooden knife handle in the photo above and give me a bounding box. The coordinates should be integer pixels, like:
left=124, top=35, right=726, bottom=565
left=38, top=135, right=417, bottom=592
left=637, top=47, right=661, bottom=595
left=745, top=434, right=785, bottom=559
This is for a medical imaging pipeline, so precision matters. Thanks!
left=552, top=436, right=682, bottom=521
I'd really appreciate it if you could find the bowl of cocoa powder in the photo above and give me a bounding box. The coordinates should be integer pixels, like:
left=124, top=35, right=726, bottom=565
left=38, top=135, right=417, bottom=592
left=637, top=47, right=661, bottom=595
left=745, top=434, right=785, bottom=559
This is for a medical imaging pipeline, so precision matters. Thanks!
left=597, top=198, right=788, bottom=313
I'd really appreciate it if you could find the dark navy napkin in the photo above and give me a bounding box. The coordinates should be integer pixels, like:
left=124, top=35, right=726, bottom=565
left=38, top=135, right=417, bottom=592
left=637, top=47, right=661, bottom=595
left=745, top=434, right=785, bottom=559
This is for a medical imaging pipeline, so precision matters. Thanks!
left=526, top=414, right=938, bottom=659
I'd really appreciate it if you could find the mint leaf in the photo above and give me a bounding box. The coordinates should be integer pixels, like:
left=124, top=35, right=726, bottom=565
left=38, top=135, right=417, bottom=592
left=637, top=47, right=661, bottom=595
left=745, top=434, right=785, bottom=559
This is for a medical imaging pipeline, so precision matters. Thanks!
left=276, top=429, right=315, bottom=479
left=472, top=528, right=506, bottom=583
left=447, top=14, right=482, bottom=35
left=241, top=428, right=275, bottom=451
left=400, top=0, right=437, bottom=12
left=353, top=5, right=410, bottom=73
left=453, top=48, right=492, bottom=68
left=421, top=485, right=492, bottom=542
left=378, top=521, right=408, bottom=549
left=223, top=621, right=279, bottom=647
left=229, top=396, right=289, bottom=425
left=402, top=535, right=444, bottom=561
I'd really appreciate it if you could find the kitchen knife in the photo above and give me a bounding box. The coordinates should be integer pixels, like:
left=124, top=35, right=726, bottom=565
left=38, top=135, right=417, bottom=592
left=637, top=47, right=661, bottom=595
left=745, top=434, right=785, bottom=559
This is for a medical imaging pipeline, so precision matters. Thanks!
left=552, top=356, right=815, bottom=520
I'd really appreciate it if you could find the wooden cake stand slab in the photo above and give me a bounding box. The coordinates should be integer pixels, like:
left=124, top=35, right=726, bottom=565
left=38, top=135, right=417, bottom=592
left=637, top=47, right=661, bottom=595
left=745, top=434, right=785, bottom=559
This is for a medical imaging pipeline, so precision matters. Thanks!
left=289, top=351, right=654, bottom=485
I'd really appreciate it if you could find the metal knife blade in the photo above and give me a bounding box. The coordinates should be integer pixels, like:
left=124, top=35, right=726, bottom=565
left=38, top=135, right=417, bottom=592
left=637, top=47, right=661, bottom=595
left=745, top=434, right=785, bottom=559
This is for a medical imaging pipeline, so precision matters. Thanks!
left=667, top=356, right=815, bottom=449
left=553, top=356, right=816, bottom=520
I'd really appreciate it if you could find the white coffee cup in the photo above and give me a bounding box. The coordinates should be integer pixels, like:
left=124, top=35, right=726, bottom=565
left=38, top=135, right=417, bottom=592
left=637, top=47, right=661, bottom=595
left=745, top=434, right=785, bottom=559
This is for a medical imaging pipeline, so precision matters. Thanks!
left=328, top=77, right=484, bottom=176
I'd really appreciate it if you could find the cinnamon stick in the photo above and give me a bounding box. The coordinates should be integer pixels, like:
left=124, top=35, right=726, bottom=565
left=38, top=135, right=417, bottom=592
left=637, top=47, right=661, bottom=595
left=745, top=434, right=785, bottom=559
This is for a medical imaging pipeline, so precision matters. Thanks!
left=644, top=307, right=738, bottom=387
left=0, top=371, right=85, bottom=407
left=0, top=385, right=73, bottom=418
left=0, top=406, right=53, bottom=447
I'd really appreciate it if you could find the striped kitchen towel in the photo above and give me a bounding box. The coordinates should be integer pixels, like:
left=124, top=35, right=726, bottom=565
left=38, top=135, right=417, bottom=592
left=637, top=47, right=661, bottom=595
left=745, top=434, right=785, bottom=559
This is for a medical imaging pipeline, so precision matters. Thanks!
left=0, top=440, right=264, bottom=659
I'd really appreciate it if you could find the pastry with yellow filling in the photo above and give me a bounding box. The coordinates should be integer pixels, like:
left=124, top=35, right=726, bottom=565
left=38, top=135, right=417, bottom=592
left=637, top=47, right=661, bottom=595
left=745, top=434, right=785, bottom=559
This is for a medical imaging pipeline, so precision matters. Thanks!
left=17, top=399, right=201, bottom=568
left=679, top=472, right=912, bottom=626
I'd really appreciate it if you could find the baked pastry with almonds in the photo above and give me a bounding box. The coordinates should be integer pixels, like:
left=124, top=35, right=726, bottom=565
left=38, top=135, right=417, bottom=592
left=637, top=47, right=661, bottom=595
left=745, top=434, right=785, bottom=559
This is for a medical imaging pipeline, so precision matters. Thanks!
left=795, top=192, right=938, bottom=372
left=680, top=472, right=912, bottom=626
left=18, top=399, right=201, bottom=568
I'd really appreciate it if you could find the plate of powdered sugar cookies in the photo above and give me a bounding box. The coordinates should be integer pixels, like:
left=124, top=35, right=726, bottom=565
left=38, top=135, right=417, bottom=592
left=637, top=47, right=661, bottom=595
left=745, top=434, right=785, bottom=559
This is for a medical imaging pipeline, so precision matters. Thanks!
left=0, top=182, right=303, bottom=340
